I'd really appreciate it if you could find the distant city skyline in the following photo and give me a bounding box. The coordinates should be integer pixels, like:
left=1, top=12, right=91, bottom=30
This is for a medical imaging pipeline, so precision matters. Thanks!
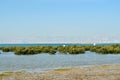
left=0, top=0, right=120, bottom=43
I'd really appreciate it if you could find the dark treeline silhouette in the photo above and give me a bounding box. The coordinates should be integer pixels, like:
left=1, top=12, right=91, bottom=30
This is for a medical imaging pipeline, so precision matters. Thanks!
left=0, top=44, right=120, bottom=55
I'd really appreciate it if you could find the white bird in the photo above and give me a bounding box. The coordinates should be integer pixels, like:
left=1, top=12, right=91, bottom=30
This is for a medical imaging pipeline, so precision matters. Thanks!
left=63, top=45, right=66, bottom=47
left=93, top=43, right=96, bottom=46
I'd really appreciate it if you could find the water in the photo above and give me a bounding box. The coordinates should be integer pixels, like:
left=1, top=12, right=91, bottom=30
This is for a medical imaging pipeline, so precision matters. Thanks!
left=0, top=43, right=90, bottom=47
left=0, top=43, right=119, bottom=47
left=0, top=51, right=120, bottom=73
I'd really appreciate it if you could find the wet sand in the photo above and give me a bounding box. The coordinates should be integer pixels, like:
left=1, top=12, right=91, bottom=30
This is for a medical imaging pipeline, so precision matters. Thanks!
left=0, top=65, right=120, bottom=80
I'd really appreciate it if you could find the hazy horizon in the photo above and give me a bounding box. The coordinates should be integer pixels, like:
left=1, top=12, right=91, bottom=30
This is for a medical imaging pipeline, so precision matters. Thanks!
left=0, top=0, right=120, bottom=43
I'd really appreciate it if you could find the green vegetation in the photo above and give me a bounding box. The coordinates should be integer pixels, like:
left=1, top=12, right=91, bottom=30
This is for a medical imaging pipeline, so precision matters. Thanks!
left=0, top=73, right=7, bottom=77
left=56, top=46, right=85, bottom=54
left=0, top=72, right=23, bottom=77
left=54, top=68, right=71, bottom=71
left=0, top=44, right=120, bottom=55
left=89, top=44, right=120, bottom=54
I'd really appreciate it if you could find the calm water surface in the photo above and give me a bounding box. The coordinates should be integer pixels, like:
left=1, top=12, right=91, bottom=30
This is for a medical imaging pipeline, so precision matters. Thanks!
left=0, top=51, right=120, bottom=73
left=0, top=43, right=119, bottom=47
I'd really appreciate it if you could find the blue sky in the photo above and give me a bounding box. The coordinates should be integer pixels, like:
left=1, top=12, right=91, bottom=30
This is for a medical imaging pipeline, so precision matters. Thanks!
left=0, top=0, right=120, bottom=43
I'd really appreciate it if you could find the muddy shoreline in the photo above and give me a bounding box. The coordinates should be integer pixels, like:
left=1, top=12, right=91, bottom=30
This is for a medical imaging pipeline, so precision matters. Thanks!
left=0, top=65, right=120, bottom=80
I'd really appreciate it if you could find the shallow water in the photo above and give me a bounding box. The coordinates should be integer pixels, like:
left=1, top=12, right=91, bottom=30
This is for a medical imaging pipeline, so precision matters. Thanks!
left=0, top=51, right=120, bottom=73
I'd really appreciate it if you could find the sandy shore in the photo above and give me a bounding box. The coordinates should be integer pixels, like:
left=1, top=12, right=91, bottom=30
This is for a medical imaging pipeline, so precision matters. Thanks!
left=0, top=65, right=120, bottom=80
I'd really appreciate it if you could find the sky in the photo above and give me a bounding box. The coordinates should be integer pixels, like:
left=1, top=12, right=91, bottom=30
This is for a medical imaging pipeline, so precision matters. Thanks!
left=0, top=0, right=120, bottom=43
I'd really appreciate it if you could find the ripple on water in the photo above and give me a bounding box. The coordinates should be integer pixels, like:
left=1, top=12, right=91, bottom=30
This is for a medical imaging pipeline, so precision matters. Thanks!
left=0, top=51, right=120, bottom=73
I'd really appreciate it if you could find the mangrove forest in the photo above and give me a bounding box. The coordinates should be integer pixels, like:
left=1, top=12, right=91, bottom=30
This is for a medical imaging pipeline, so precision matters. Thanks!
left=0, top=44, right=120, bottom=55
